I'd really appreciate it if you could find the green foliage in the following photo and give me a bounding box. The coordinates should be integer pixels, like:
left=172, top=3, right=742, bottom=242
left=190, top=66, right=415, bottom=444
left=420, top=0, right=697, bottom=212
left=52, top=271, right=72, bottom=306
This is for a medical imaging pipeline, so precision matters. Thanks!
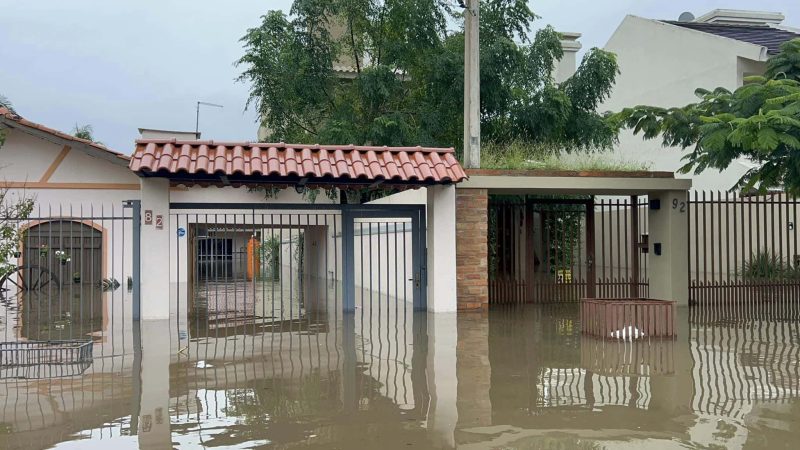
left=613, top=38, right=800, bottom=194
left=480, top=140, right=651, bottom=171
left=262, top=235, right=281, bottom=281
left=237, top=0, right=620, bottom=158
left=1, top=189, right=35, bottom=278
left=72, top=124, right=104, bottom=145
left=0, top=93, right=14, bottom=148
left=740, top=251, right=798, bottom=280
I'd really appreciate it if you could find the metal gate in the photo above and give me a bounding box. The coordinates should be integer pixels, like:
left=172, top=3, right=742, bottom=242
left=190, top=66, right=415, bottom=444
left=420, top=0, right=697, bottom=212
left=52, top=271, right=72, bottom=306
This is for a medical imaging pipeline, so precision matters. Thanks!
left=489, top=196, right=649, bottom=304
left=0, top=201, right=138, bottom=346
left=169, top=203, right=426, bottom=335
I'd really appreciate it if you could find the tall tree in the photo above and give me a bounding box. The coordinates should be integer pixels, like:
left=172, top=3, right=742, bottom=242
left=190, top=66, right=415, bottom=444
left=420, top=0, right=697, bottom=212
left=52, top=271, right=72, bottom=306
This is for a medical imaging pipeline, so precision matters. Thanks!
left=613, top=38, right=800, bottom=194
left=237, top=0, right=619, bottom=158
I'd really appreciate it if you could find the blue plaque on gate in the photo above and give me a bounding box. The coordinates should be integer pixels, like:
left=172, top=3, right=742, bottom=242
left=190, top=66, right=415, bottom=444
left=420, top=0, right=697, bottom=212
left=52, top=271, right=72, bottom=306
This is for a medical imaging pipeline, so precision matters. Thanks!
left=177, top=227, right=186, bottom=237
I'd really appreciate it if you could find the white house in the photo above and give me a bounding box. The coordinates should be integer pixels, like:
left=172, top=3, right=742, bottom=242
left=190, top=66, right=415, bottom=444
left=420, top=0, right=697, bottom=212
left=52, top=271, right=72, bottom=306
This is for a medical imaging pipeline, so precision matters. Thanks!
left=601, top=9, right=800, bottom=191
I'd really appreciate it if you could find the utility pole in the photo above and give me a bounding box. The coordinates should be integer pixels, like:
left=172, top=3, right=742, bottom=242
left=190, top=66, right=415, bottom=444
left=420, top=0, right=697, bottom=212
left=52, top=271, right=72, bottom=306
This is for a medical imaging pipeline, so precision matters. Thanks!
left=463, top=0, right=480, bottom=168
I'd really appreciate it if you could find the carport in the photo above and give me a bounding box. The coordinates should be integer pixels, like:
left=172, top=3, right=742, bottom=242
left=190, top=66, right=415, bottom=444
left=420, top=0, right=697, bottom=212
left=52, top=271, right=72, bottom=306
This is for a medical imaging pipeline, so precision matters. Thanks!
left=454, top=169, right=692, bottom=310
left=128, top=140, right=466, bottom=320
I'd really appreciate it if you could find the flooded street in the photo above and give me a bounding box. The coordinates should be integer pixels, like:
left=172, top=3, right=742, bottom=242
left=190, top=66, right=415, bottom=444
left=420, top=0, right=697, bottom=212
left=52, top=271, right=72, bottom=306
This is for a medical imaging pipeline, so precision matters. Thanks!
left=2, top=303, right=800, bottom=449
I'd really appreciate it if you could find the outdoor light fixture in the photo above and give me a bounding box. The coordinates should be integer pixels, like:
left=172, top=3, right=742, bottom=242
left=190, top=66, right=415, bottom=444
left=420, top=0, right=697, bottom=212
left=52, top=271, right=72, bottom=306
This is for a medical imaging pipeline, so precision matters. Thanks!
left=296, top=177, right=308, bottom=194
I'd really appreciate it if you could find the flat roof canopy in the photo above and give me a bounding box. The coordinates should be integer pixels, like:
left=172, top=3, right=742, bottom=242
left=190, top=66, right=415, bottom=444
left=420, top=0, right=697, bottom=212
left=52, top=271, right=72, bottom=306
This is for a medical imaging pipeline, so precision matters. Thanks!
left=130, top=140, right=467, bottom=189
left=460, top=169, right=691, bottom=195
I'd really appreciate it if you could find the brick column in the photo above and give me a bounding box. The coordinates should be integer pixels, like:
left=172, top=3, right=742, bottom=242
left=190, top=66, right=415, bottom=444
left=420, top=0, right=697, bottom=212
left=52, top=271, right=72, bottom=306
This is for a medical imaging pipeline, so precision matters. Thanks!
left=456, top=188, right=488, bottom=310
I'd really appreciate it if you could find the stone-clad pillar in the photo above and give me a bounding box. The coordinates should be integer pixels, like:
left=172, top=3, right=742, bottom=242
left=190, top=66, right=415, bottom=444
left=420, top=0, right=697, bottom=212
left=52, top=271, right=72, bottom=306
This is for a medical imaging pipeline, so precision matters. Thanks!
left=140, top=178, right=171, bottom=320
left=455, top=188, right=488, bottom=310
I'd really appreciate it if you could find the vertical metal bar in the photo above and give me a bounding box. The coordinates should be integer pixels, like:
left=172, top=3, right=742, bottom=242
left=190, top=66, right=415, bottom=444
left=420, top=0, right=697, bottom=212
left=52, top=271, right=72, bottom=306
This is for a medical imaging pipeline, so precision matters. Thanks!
left=616, top=198, right=622, bottom=295
left=732, top=192, right=738, bottom=284
left=525, top=200, right=535, bottom=303
left=342, top=210, right=355, bottom=313
left=586, top=200, right=596, bottom=299
left=703, top=191, right=708, bottom=285
left=600, top=199, right=606, bottom=296
left=630, top=196, right=640, bottom=298
left=716, top=191, right=722, bottom=286
left=413, top=209, right=426, bottom=311
left=128, top=200, right=141, bottom=321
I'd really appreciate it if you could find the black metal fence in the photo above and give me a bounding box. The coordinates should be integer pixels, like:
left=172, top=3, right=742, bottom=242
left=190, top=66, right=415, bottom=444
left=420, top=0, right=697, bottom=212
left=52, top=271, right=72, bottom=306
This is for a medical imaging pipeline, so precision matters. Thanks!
left=0, top=202, right=137, bottom=359
left=169, top=204, right=426, bottom=340
left=688, top=191, right=800, bottom=308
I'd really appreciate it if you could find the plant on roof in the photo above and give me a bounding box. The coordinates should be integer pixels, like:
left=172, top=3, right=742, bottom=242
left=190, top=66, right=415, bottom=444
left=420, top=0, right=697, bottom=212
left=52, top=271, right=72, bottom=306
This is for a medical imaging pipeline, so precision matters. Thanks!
left=237, top=0, right=620, bottom=160
left=72, top=124, right=104, bottom=146
left=0, top=93, right=14, bottom=148
left=612, top=38, right=800, bottom=194
left=479, top=140, right=650, bottom=171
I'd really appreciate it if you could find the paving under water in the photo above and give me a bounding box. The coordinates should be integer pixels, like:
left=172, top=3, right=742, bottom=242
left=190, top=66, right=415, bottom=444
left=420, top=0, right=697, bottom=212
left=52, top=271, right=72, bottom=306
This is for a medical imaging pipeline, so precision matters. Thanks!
left=1, top=302, right=799, bottom=449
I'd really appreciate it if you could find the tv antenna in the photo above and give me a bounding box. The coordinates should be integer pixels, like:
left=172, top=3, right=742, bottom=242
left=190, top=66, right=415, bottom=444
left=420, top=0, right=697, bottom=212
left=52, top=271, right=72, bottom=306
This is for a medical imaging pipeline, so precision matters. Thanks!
left=195, top=101, right=223, bottom=134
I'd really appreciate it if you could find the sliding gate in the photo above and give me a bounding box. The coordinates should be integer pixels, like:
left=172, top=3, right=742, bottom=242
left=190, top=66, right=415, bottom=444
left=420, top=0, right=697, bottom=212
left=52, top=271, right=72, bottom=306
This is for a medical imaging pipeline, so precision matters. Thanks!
left=169, top=203, right=426, bottom=333
left=489, top=196, right=649, bottom=304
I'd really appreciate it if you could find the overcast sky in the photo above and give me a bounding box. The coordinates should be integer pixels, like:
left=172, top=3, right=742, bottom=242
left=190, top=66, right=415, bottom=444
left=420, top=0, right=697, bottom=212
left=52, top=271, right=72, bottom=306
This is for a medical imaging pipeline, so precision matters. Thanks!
left=1, top=0, right=798, bottom=154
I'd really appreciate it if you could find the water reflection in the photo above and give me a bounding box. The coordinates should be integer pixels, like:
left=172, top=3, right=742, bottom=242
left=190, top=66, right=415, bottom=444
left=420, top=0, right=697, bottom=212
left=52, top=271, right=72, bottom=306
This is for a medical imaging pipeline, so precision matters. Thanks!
left=1, top=303, right=800, bottom=449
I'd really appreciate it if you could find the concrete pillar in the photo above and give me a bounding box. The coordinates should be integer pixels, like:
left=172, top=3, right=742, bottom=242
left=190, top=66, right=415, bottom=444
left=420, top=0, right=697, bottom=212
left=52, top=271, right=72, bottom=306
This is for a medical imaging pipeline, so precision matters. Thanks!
left=427, top=185, right=457, bottom=312
left=463, top=0, right=480, bottom=168
left=136, top=320, right=172, bottom=449
left=648, top=190, right=689, bottom=306
left=140, top=178, right=171, bottom=320
left=304, top=225, right=329, bottom=316
left=553, top=32, right=582, bottom=83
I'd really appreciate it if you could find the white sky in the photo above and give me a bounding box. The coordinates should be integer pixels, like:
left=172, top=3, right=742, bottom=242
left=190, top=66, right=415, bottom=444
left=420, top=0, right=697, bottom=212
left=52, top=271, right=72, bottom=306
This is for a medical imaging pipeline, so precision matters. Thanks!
left=1, top=0, right=798, bottom=154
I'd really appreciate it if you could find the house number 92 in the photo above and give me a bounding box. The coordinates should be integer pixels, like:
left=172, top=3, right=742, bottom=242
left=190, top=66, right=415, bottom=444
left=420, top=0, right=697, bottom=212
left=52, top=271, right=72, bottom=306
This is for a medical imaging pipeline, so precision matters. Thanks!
left=672, top=198, right=686, bottom=212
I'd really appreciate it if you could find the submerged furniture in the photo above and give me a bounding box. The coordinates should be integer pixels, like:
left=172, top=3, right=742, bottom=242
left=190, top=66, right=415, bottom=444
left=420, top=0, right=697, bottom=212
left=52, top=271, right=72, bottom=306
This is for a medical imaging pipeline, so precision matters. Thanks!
left=581, top=298, right=676, bottom=339
left=0, top=339, right=93, bottom=379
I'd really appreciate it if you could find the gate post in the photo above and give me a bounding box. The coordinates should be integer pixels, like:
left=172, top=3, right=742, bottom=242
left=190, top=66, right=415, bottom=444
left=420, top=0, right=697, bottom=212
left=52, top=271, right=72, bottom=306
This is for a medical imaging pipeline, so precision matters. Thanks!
left=124, top=199, right=142, bottom=321
left=140, top=178, right=171, bottom=320
left=427, top=185, right=457, bottom=312
left=585, top=200, right=596, bottom=298
left=342, top=210, right=355, bottom=313
left=648, top=190, right=690, bottom=306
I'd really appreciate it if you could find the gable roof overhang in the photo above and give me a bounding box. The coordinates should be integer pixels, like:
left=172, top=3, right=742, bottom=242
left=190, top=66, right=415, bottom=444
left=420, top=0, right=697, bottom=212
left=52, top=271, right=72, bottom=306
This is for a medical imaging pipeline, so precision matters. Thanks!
left=130, top=140, right=468, bottom=189
left=0, top=107, right=130, bottom=167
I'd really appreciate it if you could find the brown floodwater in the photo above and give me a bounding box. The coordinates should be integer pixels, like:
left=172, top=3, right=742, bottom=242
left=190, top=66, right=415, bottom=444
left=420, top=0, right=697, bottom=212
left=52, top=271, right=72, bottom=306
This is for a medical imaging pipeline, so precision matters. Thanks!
left=1, top=303, right=800, bottom=449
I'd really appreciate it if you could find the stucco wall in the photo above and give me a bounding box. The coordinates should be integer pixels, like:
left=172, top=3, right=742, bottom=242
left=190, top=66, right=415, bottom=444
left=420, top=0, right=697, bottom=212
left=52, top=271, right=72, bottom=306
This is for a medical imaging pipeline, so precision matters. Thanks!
left=601, top=16, right=766, bottom=191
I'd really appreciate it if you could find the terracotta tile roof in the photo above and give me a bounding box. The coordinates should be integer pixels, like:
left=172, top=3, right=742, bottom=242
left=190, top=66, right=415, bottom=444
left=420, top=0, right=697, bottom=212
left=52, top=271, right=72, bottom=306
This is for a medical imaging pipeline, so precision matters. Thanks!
left=130, top=140, right=467, bottom=186
left=0, top=107, right=129, bottom=163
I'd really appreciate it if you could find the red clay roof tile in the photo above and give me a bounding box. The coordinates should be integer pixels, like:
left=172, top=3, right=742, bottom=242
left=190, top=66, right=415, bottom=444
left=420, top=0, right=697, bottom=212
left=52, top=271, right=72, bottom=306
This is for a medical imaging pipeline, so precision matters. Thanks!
left=129, top=140, right=468, bottom=187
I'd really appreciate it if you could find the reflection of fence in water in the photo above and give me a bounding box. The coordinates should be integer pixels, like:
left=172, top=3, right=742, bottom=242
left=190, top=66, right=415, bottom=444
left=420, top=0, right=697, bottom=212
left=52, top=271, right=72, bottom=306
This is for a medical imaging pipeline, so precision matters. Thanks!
left=172, top=309, right=426, bottom=424
left=0, top=353, right=136, bottom=449
left=580, top=336, right=675, bottom=376
left=537, top=367, right=651, bottom=410
left=690, top=319, right=800, bottom=420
